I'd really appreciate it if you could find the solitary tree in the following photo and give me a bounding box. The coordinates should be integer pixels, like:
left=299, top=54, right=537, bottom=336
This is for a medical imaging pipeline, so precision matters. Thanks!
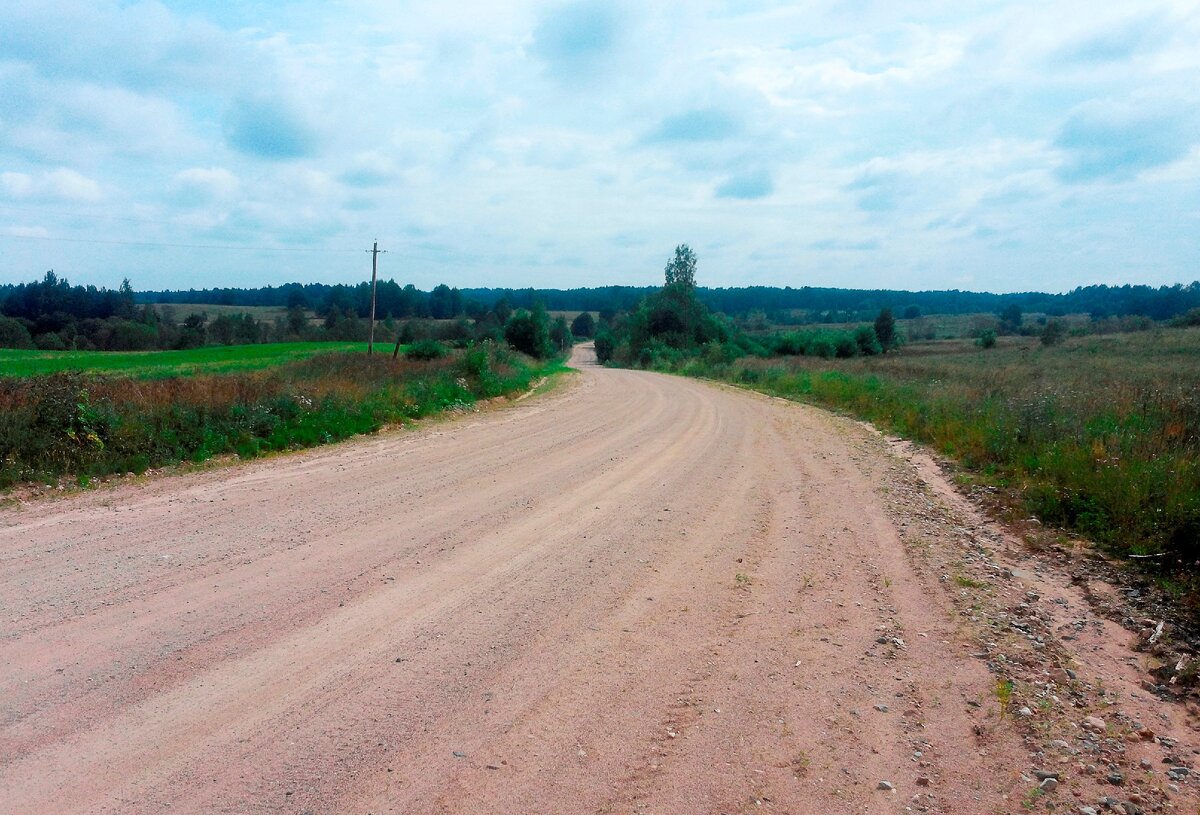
left=874, top=307, right=896, bottom=351
left=664, top=244, right=697, bottom=289
left=571, top=311, right=596, bottom=338
left=998, top=303, right=1023, bottom=334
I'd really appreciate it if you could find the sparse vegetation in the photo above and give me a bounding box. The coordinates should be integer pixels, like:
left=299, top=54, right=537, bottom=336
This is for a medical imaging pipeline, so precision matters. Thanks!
left=996, top=678, right=1015, bottom=719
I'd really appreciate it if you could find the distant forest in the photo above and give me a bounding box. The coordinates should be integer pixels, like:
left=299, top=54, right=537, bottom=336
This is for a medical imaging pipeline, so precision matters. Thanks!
left=137, top=280, right=1200, bottom=322
left=3, top=272, right=1200, bottom=352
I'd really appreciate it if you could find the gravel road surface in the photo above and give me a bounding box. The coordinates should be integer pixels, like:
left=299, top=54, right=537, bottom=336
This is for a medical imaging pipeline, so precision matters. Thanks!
left=1, top=345, right=1151, bottom=813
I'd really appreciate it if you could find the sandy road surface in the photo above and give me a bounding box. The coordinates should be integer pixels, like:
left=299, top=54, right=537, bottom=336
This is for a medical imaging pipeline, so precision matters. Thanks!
left=0, top=346, right=1096, bottom=813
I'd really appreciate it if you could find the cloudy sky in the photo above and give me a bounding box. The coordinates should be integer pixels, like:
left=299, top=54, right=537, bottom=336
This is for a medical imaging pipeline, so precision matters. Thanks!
left=1, top=1, right=1198, bottom=293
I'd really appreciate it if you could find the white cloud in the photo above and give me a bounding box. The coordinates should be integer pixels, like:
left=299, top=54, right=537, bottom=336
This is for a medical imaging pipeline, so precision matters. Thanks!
left=169, top=167, right=240, bottom=205
left=0, top=0, right=1197, bottom=292
left=1, top=167, right=103, bottom=202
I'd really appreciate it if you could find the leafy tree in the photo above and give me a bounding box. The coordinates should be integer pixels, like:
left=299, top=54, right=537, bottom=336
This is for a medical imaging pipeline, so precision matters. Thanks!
left=549, top=315, right=572, bottom=352
left=493, top=296, right=513, bottom=324
left=873, top=307, right=896, bottom=351
left=977, top=329, right=997, bottom=349
left=209, top=314, right=236, bottom=345
left=35, top=331, right=67, bottom=351
left=117, top=278, right=136, bottom=319
left=0, top=316, right=34, bottom=349
left=571, top=311, right=596, bottom=338
left=504, top=305, right=553, bottom=359
left=286, top=305, right=308, bottom=336
left=598, top=245, right=734, bottom=366
left=664, top=244, right=697, bottom=289
left=429, top=284, right=462, bottom=319
left=594, top=328, right=615, bottom=363
left=107, top=320, right=158, bottom=350
left=854, top=325, right=882, bottom=356
left=998, top=303, right=1023, bottom=334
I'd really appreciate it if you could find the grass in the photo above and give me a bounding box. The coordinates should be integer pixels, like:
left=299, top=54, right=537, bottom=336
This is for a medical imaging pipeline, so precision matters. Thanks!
left=665, top=327, right=1200, bottom=568
left=756, top=311, right=1093, bottom=342
left=0, top=343, right=549, bottom=489
left=996, top=678, right=1015, bottom=719
left=954, top=575, right=988, bottom=589
left=0, top=342, right=373, bottom=379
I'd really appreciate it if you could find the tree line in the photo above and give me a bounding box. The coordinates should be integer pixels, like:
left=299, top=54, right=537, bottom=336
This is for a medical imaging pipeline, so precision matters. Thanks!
left=0, top=271, right=586, bottom=358
left=132, top=279, right=1200, bottom=323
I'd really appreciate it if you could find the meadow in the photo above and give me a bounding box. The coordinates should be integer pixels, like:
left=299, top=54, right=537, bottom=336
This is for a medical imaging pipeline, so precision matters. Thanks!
left=150, top=302, right=291, bottom=324
left=676, top=327, right=1200, bottom=567
left=0, top=342, right=370, bottom=379
left=0, top=344, right=556, bottom=489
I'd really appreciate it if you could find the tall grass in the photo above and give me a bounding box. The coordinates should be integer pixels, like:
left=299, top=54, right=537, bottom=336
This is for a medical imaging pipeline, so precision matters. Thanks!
left=673, top=329, right=1200, bottom=564
left=0, top=344, right=547, bottom=488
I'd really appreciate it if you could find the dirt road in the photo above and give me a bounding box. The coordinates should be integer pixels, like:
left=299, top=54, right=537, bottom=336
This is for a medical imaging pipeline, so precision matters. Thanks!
left=1, top=346, right=1192, bottom=814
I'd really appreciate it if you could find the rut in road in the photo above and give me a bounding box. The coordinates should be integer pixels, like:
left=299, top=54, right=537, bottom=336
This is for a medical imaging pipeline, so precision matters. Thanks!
left=1, top=345, right=1023, bottom=814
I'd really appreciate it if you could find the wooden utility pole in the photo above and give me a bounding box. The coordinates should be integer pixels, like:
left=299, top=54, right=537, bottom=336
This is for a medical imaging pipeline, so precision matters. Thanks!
left=366, top=240, right=386, bottom=355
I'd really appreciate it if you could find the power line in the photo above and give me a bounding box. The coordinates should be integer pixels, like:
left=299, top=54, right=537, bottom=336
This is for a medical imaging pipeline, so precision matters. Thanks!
left=0, top=232, right=361, bottom=254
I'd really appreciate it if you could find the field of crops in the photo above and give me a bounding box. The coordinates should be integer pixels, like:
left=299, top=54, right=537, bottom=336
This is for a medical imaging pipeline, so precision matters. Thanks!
left=0, top=342, right=372, bottom=379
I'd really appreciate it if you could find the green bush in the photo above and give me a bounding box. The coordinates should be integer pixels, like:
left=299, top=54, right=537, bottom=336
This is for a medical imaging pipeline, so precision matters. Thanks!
left=0, top=316, right=34, bottom=349
left=504, top=307, right=554, bottom=359
left=594, top=330, right=615, bottom=364
left=1041, top=319, right=1067, bottom=346
left=406, top=339, right=449, bottom=360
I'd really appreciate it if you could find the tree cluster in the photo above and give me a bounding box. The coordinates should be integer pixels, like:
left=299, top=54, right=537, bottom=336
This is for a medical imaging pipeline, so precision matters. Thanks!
left=595, top=246, right=902, bottom=368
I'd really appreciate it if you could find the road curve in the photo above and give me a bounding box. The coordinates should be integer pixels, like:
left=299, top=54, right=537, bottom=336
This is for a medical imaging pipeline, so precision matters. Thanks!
left=2, top=345, right=1020, bottom=814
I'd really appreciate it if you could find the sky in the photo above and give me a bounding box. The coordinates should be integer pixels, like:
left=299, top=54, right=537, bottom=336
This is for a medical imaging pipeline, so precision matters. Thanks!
left=1, top=1, right=1198, bottom=293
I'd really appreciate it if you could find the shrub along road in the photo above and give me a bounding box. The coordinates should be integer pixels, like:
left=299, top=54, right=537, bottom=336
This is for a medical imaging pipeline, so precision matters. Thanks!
left=2, top=345, right=1198, bottom=814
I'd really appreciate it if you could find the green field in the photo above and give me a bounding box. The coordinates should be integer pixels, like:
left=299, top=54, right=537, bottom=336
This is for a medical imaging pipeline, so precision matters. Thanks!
left=0, top=342, right=375, bottom=379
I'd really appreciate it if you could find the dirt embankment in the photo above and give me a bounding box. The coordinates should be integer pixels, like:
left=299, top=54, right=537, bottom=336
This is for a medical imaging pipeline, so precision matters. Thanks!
left=2, top=345, right=1197, bottom=814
